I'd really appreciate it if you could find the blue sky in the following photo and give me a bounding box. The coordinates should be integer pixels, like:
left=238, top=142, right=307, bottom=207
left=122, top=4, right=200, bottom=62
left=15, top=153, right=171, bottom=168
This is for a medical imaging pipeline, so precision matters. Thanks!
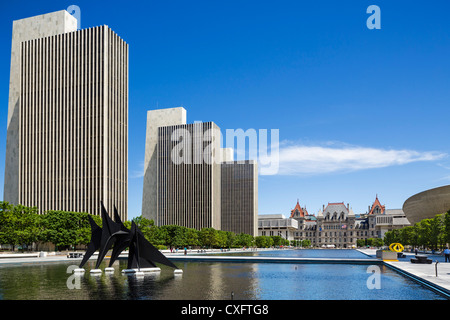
left=1, top=1, right=450, bottom=220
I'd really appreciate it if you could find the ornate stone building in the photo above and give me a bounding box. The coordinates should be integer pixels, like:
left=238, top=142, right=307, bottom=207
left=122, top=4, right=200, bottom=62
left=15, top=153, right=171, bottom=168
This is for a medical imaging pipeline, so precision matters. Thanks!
left=258, top=196, right=411, bottom=247
left=363, top=195, right=410, bottom=238
left=290, top=197, right=399, bottom=248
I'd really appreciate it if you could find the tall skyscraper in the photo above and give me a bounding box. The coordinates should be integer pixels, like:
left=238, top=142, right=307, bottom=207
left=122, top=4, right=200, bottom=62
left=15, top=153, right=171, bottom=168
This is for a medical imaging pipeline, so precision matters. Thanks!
left=142, top=107, right=222, bottom=229
left=221, top=160, right=258, bottom=236
left=142, top=107, right=187, bottom=224
left=4, top=10, right=128, bottom=219
left=142, top=107, right=258, bottom=235
left=157, top=121, right=222, bottom=230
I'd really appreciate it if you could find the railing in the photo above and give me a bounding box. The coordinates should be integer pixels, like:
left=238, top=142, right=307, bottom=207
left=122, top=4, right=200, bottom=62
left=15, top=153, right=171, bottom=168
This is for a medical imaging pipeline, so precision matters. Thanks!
left=258, top=219, right=298, bottom=229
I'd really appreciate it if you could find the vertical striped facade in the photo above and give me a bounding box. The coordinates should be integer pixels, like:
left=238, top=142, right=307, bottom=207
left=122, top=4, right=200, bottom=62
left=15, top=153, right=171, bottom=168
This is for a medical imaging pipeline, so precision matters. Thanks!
left=143, top=108, right=259, bottom=234
left=13, top=19, right=127, bottom=218
left=221, top=161, right=258, bottom=236
left=157, top=122, right=221, bottom=230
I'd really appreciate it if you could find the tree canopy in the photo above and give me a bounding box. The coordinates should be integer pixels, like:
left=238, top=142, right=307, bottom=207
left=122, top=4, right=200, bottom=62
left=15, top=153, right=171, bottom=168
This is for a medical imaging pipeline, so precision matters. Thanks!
left=383, top=211, right=450, bottom=250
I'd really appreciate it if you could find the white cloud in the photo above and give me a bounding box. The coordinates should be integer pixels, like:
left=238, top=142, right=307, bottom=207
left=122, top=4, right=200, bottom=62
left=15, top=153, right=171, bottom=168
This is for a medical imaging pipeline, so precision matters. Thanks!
left=130, top=160, right=145, bottom=178
left=259, top=141, right=447, bottom=176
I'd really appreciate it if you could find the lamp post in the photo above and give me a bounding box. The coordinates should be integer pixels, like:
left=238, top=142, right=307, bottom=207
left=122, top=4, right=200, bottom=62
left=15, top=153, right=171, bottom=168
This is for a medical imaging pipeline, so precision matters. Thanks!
left=435, top=260, right=439, bottom=277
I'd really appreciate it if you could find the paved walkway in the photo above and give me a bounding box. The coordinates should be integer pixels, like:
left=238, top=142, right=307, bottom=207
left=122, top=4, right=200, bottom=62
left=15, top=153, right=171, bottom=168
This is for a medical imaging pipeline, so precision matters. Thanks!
left=358, top=248, right=450, bottom=296
left=0, top=253, right=77, bottom=266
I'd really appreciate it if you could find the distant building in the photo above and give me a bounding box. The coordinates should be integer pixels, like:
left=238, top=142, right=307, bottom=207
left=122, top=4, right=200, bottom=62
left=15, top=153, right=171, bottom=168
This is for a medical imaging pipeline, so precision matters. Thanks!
left=257, top=214, right=298, bottom=241
left=142, top=107, right=258, bottom=234
left=153, top=117, right=222, bottom=230
left=363, top=195, right=410, bottom=238
left=142, top=107, right=187, bottom=225
left=283, top=196, right=410, bottom=248
left=290, top=200, right=316, bottom=221
left=221, top=160, right=258, bottom=236
left=315, top=202, right=357, bottom=248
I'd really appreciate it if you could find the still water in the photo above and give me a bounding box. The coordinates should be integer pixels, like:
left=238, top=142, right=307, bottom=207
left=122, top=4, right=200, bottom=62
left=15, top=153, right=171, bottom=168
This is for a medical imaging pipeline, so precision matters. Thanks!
left=0, top=250, right=446, bottom=300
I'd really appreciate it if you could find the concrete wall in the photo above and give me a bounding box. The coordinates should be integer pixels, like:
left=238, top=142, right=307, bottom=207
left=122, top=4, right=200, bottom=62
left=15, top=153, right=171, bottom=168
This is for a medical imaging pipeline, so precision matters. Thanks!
left=141, top=107, right=186, bottom=222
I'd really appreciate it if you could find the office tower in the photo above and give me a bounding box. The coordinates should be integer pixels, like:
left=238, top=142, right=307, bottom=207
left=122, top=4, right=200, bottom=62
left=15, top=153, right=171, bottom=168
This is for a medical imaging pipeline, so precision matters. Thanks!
left=221, top=160, right=258, bottom=236
left=4, top=10, right=128, bottom=219
left=157, top=121, right=222, bottom=229
left=142, top=107, right=258, bottom=235
left=142, top=107, right=221, bottom=229
left=142, top=107, right=187, bottom=224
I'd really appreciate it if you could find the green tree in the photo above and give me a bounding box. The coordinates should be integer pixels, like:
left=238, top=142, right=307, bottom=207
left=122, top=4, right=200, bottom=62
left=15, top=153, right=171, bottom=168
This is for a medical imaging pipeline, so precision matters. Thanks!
left=384, top=229, right=401, bottom=246
left=270, top=236, right=282, bottom=247
left=372, top=237, right=384, bottom=247
left=255, top=236, right=266, bottom=248
left=219, top=231, right=235, bottom=248
left=0, top=202, right=40, bottom=250
left=75, top=212, right=96, bottom=247
left=301, top=239, right=311, bottom=247
left=216, top=230, right=228, bottom=248
left=255, top=235, right=274, bottom=248
left=410, top=224, right=420, bottom=248
left=429, top=215, right=444, bottom=250
left=132, top=216, right=167, bottom=245
left=357, top=239, right=366, bottom=247
left=444, top=211, right=450, bottom=246
left=234, top=233, right=254, bottom=247
left=160, top=225, right=188, bottom=248
left=199, top=228, right=219, bottom=248
left=40, top=211, right=92, bottom=250
left=398, top=226, right=413, bottom=246
left=383, top=212, right=449, bottom=251
left=416, top=219, right=431, bottom=249
left=185, top=228, right=200, bottom=247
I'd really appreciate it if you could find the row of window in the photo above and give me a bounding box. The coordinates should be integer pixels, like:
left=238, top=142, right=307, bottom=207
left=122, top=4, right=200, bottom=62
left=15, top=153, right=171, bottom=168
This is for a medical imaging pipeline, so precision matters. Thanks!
left=295, top=230, right=378, bottom=238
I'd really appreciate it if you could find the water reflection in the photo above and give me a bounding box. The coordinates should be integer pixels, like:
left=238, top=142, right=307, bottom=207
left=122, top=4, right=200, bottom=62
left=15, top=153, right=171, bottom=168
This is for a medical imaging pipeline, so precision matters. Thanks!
left=0, top=257, right=446, bottom=300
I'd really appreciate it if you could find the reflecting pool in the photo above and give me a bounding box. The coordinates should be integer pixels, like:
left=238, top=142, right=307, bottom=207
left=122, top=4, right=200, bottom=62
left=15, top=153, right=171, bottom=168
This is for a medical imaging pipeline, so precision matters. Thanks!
left=0, top=251, right=446, bottom=300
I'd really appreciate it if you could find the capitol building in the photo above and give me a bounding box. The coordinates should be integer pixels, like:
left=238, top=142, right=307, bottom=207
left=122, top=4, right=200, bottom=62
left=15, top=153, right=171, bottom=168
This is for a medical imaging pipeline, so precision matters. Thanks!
left=258, top=196, right=411, bottom=248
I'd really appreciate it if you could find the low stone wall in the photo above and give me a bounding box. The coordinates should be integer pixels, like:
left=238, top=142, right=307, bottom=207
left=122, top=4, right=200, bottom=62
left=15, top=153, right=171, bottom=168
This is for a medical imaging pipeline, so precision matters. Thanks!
left=376, top=250, right=398, bottom=260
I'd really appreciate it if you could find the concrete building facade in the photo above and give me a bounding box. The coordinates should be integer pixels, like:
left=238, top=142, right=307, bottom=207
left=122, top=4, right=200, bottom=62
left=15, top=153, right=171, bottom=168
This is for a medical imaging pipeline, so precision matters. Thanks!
left=221, top=160, right=258, bottom=236
left=142, top=107, right=258, bottom=234
left=156, top=121, right=222, bottom=230
left=4, top=11, right=128, bottom=219
left=258, top=214, right=298, bottom=241
left=142, top=107, right=186, bottom=223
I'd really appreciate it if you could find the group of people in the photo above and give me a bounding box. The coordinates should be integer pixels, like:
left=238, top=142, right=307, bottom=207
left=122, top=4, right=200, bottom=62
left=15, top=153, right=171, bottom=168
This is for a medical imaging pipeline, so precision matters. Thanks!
left=169, top=247, right=188, bottom=255
left=413, top=247, right=450, bottom=262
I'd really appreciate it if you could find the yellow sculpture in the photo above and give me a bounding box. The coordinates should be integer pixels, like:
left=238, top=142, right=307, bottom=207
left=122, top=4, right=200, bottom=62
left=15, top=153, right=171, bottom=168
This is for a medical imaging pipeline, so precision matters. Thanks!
left=389, top=243, right=404, bottom=252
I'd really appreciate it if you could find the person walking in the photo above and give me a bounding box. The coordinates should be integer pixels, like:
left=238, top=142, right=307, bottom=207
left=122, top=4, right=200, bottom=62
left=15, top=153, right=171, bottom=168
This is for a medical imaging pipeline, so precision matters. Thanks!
left=443, top=247, right=450, bottom=262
